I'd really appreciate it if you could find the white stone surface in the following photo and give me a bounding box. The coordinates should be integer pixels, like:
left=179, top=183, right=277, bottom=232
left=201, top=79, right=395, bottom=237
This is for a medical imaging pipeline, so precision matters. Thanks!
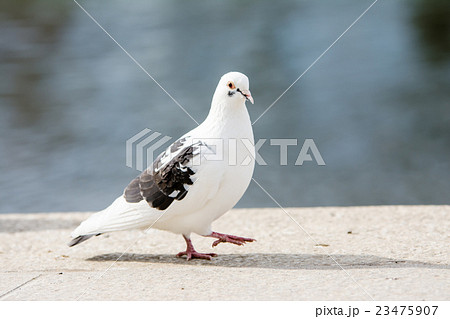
left=0, top=206, right=448, bottom=300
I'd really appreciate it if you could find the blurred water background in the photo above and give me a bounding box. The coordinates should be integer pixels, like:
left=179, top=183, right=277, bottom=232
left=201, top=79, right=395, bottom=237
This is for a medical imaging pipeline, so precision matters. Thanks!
left=0, top=0, right=449, bottom=214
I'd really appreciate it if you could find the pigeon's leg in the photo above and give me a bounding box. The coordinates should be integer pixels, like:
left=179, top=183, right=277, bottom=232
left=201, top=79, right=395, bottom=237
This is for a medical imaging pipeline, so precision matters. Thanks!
left=207, top=232, right=256, bottom=247
left=176, top=235, right=218, bottom=261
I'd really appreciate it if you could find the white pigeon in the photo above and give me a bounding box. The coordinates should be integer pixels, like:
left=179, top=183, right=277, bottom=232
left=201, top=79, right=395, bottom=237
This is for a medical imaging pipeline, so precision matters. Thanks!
left=69, top=72, right=256, bottom=260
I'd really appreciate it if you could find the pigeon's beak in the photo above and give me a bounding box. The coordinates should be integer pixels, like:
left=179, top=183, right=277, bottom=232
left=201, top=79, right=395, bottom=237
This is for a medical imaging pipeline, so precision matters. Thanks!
left=238, top=89, right=254, bottom=104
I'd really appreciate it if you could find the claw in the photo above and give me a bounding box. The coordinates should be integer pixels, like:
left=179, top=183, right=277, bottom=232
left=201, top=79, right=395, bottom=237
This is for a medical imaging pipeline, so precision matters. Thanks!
left=209, top=232, right=256, bottom=247
left=177, top=235, right=218, bottom=261
left=176, top=251, right=217, bottom=261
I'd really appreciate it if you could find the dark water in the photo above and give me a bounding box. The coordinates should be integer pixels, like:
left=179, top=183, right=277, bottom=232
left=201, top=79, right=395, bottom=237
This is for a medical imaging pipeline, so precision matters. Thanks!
left=0, top=0, right=449, bottom=213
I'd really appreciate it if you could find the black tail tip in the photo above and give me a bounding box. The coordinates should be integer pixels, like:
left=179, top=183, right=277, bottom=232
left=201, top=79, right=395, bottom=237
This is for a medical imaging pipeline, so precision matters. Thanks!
left=67, top=235, right=94, bottom=247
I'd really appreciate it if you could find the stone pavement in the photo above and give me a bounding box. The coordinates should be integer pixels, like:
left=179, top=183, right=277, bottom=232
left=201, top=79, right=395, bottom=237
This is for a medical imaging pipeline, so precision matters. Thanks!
left=0, top=206, right=448, bottom=300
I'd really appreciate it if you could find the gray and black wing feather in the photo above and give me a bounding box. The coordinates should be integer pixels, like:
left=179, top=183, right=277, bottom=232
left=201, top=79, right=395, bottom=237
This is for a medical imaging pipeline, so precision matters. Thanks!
left=124, top=138, right=202, bottom=211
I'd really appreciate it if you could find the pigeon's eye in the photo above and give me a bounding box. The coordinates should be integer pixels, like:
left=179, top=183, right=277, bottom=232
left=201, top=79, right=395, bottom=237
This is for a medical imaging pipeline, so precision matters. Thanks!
left=227, top=81, right=236, bottom=89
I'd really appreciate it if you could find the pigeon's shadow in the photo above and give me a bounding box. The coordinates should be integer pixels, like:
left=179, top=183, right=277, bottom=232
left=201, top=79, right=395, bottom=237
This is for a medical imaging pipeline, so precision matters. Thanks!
left=87, top=253, right=449, bottom=270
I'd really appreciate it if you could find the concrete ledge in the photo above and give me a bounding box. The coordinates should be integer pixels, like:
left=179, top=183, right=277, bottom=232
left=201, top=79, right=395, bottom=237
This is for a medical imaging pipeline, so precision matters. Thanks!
left=0, top=206, right=449, bottom=300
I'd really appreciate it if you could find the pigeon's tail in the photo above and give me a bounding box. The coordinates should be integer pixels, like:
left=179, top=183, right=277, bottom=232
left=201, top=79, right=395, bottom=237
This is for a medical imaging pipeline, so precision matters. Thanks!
left=68, top=196, right=160, bottom=246
left=68, top=234, right=95, bottom=247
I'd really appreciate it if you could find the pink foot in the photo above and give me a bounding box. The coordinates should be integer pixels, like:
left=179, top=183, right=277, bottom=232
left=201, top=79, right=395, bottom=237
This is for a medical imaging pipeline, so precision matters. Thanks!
left=208, top=232, right=256, bottom=247
left=176, top=235, right=218, bottom=261
left=176, top=250, right=217, bottom=261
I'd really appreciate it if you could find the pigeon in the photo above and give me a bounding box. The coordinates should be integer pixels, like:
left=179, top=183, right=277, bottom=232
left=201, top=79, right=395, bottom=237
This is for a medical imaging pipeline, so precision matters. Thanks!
left=69, top=72, right=256, bottom=260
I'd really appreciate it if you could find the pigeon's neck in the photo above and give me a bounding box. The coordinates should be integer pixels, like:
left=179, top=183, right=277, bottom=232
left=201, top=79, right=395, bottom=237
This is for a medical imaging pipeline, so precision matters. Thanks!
left=201, top=99, right=252, bottom=137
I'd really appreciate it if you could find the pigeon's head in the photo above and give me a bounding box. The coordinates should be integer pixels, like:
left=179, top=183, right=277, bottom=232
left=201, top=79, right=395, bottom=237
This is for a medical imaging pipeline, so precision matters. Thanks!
left=213, top=72, right=254, bottom=106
